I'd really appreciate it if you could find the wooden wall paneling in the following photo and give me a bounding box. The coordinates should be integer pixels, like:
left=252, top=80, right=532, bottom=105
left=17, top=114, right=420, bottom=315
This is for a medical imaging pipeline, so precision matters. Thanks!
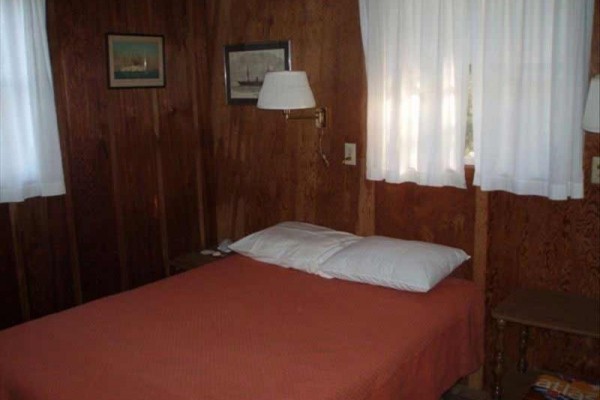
left=2, top=204, right=29, bottom=326
left=210, top=0, right=268, bottom=239
left=592, top=0, right=600, bottom=77
left=109, top=88, right=164, bottom=289
left=240, top=0, right=304, bottom=236
left=487, top=190, right=599, bottom=379
left=15, top=199, right=53, bottom=319
left=46, top=0, right=82, bottom=306
left=0, top=205, right=21, bottom=329
left=105, top=0, right=158, bottom=290
left=8, top=204, right=30, bottom=322
left=106, top=91, right=129, bottom=291
left=191, top=0, right=216, bottom=249
left=153, top=91, right=170, bottom=278
left=155, top=0, right=206, bottom=260
left=375, top=168, right=477, bottom=279
left=468, top=188, right=489, bottom=389
left=312, top=0, right=366, bottom=233
left=473, top=189, right=489, bottom=291
left=287, top=1, right=321, bottom=227
left=48, top=0, right=122, bottom=302
left=0, top=0, right=212, bottom=328
left=45, top=197, right=76, bottom=312
left=206, top=0, right=249, bottom=241
left=208, top=0, right=368, bottom=241
left=9, top=198, right=75, bottom=320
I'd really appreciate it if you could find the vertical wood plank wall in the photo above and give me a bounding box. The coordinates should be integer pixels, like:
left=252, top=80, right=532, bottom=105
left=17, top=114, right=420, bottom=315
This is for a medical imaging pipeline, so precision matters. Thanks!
left=0, top=0, right=598, bottom=386
left=206, top=0, right=600, bottom=382
left=205, top=0, right=372, bottom=240
left=0, top=0, right=211, bottom=328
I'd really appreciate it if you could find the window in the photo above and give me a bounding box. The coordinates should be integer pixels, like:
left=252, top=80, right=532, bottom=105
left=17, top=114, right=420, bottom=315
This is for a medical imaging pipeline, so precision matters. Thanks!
left=360, top=0, right=472, bottom=188
left=360, top=0, right=594, bottom=200
left=0, top=0, right=65, bottom=203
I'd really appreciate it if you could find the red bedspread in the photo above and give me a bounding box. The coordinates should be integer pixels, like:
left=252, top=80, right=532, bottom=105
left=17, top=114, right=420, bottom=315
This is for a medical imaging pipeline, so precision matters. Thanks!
left=0, top=255, right=484, bottom=400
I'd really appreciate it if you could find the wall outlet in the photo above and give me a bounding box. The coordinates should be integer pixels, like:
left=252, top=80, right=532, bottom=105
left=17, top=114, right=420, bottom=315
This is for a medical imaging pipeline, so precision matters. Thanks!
left=592, top=156, right=600, bottom=185
left=343, top=143, right=357, bottom=166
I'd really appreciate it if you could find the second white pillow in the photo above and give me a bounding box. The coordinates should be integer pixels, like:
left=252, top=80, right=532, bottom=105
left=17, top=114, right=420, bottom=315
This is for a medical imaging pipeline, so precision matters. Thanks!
left=318, top=236, right=470, bottom=292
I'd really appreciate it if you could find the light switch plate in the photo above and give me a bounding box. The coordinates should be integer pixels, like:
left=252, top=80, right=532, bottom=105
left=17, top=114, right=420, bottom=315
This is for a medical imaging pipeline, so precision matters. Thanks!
left=592, top=156, right=600, bottom=185
left=343, top=143, right=356, bottom=166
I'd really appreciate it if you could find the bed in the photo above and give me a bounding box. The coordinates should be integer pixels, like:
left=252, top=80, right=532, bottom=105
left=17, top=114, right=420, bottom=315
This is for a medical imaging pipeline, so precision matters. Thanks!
left=0, top=253, right=483, bottom=400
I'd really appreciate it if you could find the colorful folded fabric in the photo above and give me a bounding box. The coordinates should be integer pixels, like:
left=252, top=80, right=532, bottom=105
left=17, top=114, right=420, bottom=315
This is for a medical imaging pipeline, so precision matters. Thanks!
left=524, top=374, right=599, bottom=400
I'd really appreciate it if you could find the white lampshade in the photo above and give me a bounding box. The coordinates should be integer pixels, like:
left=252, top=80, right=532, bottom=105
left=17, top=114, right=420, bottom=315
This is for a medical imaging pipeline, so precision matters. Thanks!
left=257, top=71, right=316, bottom=110
left=582, top=75, right=600, bottom=133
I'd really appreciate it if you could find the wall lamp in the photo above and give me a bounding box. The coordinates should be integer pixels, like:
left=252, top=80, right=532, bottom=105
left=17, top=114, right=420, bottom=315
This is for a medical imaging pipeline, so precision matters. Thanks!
left=583, top=75, right=600, bottom=133
left=257, top=71, right=327, bottom=129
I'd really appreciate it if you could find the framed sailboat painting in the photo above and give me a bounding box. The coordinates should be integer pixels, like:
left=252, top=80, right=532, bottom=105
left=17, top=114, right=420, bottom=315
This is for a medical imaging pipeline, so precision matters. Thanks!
left=107, top=34, right=165, bottom=89
left=224, top=41, right=291, bottom=105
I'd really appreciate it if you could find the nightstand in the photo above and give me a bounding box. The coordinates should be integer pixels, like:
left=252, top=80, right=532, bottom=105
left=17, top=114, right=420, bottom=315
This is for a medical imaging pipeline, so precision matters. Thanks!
left=169, top=250, right=233, bottom=274
left=491, top=288, right=600, bottom=400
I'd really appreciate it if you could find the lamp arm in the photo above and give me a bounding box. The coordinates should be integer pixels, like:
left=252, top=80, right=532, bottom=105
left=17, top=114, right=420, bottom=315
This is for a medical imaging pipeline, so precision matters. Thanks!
left=283, top=108, right=327, bottom=128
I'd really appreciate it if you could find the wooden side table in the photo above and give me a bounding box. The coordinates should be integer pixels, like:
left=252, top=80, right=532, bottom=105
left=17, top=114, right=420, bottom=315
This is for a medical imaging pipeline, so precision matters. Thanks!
left=169, top=250, right=233, bottom=274
left=491, top=288, right=600, bottom=400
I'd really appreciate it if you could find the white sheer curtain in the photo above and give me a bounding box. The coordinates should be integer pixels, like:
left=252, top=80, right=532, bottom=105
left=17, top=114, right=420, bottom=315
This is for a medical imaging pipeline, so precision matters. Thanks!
left=359, top=0, right=471, bottom=188
left=0, top=0, right=65, bottom=203
left=472, top=0, right=594, bottom=200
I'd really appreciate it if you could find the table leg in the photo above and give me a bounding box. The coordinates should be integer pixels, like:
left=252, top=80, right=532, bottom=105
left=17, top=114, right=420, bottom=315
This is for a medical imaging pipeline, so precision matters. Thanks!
left=518, top=326, right=529, bottom=373
left=493, top=319, right=506, bottom=400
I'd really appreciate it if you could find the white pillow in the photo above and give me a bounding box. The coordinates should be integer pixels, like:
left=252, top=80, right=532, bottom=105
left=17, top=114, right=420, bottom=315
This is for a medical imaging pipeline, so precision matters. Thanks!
left=318, top=236, right=470, bottom=292
left=229, top=221, right=361, bottom=273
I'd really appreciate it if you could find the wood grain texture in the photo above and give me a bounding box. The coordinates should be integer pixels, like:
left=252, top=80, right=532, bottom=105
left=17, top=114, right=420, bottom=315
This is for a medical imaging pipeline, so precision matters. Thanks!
left=3, top=198, right=76, bottom=324
left=0, top=205, right=21, bottom=329
left=0, top=0, right=210, bottom=328
left=591, top=0, right=600, bottom=77
left=12, top=198, right=70, bottom=319
left=48, top=0, right=211, bottom=299
left=206, top=0, right=368, bottom=241
left=473, top=189, right=489, bottom=291
left=8, top=204, right=30, bottom=322
left=47, top=6, right=83, bottom=306
left=47, top=0, right=210, bottom=293
left=375, top=168, right=477, bottom=279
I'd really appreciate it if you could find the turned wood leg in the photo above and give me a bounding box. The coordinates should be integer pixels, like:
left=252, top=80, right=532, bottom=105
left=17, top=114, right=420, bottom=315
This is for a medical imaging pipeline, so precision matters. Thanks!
left=518, top=326, right=529, bottom=373
left=493, top=319, right=506, bottom=400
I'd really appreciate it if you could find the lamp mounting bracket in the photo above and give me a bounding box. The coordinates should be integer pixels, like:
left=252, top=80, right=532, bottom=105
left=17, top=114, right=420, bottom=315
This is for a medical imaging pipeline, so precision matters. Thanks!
left=283, top=107, right=328, bottom=129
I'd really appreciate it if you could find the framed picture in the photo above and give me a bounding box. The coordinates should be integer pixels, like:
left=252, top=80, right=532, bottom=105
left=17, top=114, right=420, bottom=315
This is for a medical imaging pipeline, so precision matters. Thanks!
left=107, top=34, right=165, bottom=89
left=224, top=41, right=291, bottom=105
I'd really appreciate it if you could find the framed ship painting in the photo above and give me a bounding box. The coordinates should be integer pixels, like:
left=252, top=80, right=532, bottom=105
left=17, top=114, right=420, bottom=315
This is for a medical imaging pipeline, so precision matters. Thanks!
left=224, top=41, right=291, bottom=105
left=107, top=34, right=165, bottom=89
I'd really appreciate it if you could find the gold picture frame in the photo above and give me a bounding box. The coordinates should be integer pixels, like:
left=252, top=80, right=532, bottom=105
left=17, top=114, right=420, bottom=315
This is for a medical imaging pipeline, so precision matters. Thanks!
left=107, top=33, right=165, bottom=89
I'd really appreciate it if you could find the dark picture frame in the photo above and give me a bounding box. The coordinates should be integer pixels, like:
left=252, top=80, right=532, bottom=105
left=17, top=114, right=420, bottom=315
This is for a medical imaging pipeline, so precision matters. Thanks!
left=224, top=41, right=291, bottom=105
left=107, top=33, right=165, bottom=89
